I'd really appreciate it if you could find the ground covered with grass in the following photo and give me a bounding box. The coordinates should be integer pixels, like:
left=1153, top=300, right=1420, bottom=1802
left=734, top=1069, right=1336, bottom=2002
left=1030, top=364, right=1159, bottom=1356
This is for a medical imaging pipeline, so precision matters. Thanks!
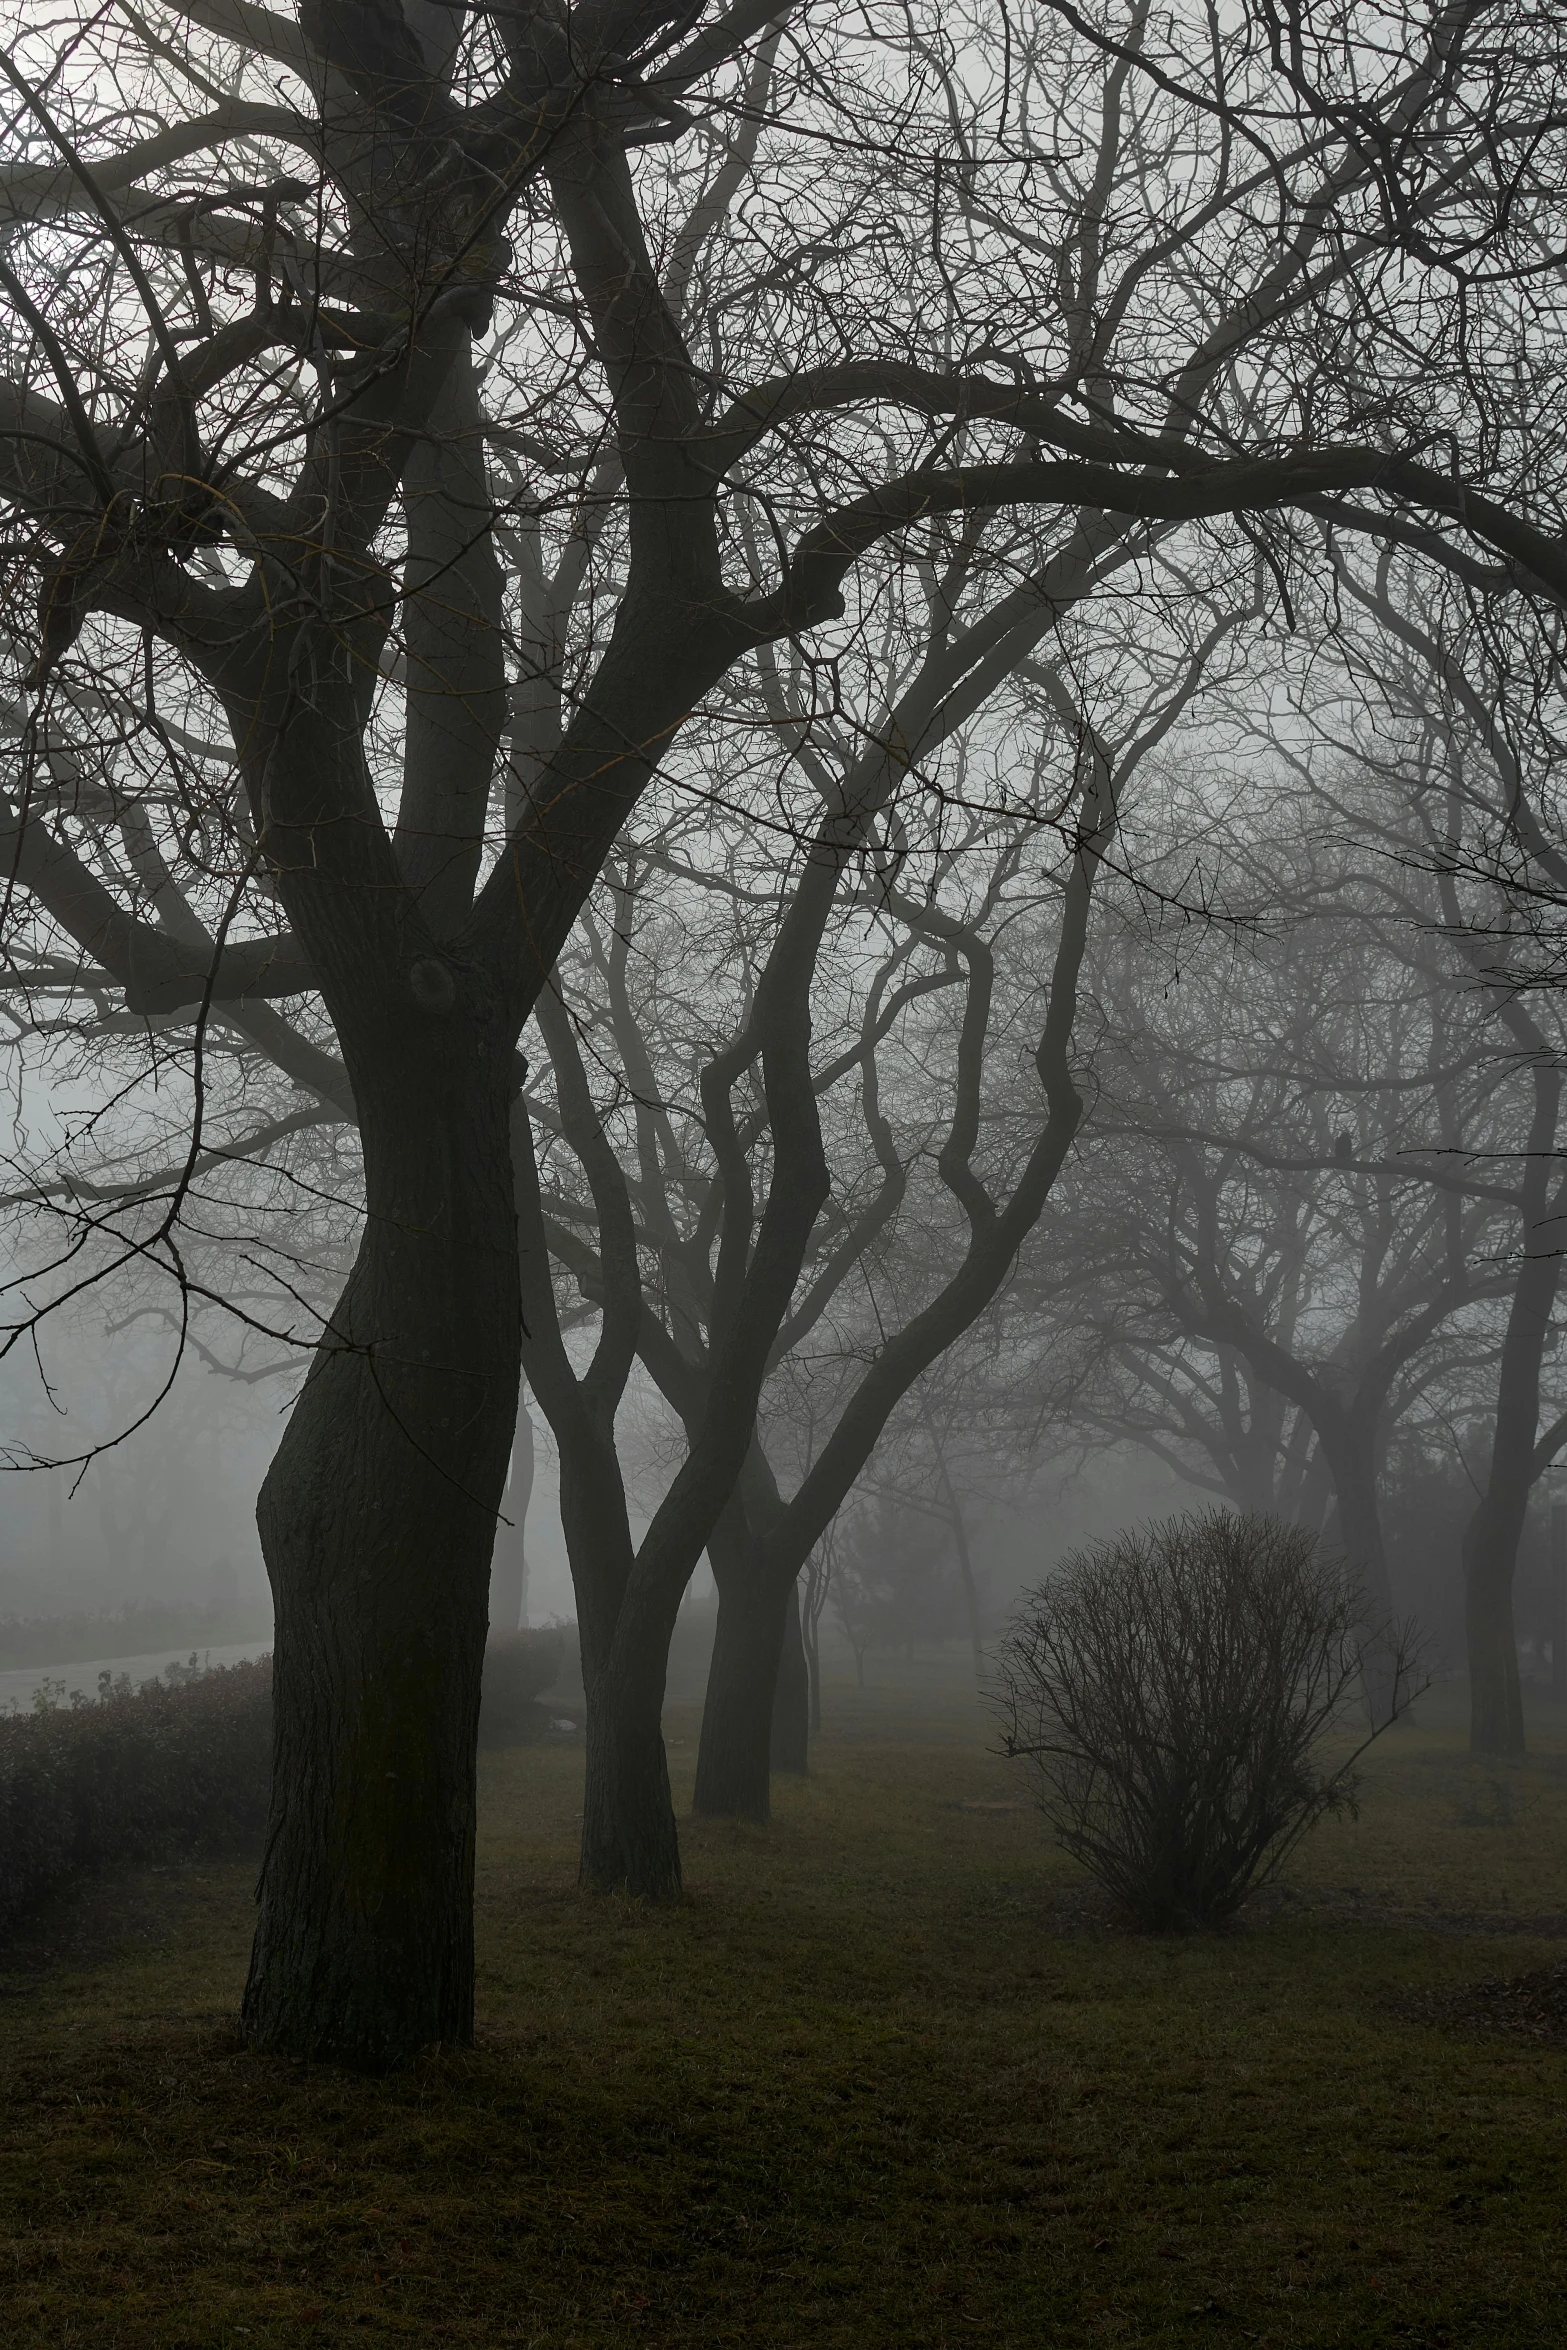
left=2, top=1663, right=1565, bottom=2347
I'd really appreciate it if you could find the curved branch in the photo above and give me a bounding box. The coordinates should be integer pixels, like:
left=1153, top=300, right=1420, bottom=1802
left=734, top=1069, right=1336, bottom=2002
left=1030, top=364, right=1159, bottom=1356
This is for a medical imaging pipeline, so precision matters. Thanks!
left=0, top=783, right=316, bottom=1011
left=740, top=450, right=1567, bottom=640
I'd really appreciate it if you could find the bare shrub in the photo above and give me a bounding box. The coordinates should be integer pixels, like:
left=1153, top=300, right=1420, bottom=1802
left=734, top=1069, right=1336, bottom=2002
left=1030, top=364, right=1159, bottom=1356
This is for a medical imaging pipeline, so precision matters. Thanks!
left=992, top=1513, right=1424, bottom=1930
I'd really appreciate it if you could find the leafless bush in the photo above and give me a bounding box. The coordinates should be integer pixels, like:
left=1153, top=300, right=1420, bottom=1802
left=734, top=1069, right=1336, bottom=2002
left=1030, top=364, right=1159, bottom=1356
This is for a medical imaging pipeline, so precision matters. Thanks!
left=993, top=1513, right=1425, bottom=1930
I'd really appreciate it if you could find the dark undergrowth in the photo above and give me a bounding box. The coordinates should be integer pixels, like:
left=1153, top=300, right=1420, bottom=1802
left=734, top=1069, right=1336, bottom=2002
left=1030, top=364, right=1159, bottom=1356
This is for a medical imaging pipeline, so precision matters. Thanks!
left=2, top=1662, right=1565, bottom=2347
left=0, top=1660, right=272, bottom=1937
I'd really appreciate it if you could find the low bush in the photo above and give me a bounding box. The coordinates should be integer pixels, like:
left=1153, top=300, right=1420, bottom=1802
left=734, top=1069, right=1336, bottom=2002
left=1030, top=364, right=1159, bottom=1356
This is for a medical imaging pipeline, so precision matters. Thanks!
left=993, top=1511, right=1424, bottom=1930
left=478, top=1628, right=567, bottom=1748
left=0, top=1658, right=272, bottom=1940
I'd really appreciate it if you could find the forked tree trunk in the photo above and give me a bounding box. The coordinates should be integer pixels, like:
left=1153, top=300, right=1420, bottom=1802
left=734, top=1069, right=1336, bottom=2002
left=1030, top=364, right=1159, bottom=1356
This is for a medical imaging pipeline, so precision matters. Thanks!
left=770, top=1580, right=809, bottom=1774
left=578, top=1621, right=683, bottom=1896
left=513, top=1095, right=687, bottom=1900
left=693, top=1567, right=793, bottom=1821
left=550, top=1414, right=682, bottom=1897
left=243, top=1062, right=520, bottom=2070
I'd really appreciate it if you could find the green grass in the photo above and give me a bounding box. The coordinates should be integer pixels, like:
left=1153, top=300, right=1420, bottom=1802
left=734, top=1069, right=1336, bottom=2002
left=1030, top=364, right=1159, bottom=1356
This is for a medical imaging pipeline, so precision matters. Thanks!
left=2, top=1660, right=1566, bottom=2346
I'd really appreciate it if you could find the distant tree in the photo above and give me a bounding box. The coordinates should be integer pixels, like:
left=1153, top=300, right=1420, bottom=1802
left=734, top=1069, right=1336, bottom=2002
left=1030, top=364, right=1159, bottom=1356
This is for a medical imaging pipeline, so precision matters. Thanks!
left=485, top=1395, right=536, bottom=1637
left=1062, top=861, right=1513, bottom=1712
left=830, top=1496, right=959, bottom=1685
left=799, top=1531, right=835, bottom=1735
left=1294, top=553, right=1567, bottom=1755
left=523, top=571, right=1242, bottom=1833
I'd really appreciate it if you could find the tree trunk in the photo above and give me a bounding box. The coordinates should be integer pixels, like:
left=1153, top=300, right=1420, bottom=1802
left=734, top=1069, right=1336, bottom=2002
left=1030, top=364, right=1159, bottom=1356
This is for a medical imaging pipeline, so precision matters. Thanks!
left=242, top=1065, right=520, bottom=2070
left=1285, top=1434, right=1335, bottom=1537
left=1463, top=1510, right=1527, bottom=1758
left=946, top=1493, right=984, bottom=1683
left=804, top=1592, right=823, bottom=1733
left=1461, top=1244, right=1559, bottom=1757
left=693, top=1567, right=792, bottom=1821
left=770, top=1578, right=809, bottom=1774
left=1322, top=1429, right=1400, bottom=1726
left=512, top=1094, right=686, bottom=1900
left=553, top=1427, right=683, bottom=1898
left=487, top=1392, right=534, bottom=1635
left=578, top=1616, right=683, bottom=1896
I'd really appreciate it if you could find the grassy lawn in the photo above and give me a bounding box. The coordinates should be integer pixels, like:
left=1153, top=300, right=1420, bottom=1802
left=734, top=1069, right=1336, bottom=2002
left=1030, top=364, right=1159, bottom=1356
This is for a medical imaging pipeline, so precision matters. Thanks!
left=2, top=1660, right=1566, bottom=2347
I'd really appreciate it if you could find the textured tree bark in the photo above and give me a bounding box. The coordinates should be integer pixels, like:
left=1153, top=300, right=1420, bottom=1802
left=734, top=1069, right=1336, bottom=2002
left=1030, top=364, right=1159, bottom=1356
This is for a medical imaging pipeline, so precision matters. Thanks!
left=693, top=1565, right=792, bottom=1821
left=770, top=1580, right=810, bottom=1774
left=243, top=1050, right=520, bottom=2068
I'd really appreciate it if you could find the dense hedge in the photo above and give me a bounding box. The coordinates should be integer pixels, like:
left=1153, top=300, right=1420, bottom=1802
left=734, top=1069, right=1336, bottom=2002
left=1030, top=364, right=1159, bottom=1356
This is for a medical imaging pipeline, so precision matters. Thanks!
left=0, top=1626, right=573, bottom=1941
left=0, top=1658, right=273, bottom=1940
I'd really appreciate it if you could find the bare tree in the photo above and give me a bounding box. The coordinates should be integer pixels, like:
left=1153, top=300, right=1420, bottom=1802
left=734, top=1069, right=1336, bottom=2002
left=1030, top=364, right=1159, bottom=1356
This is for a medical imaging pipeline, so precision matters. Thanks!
left=842, top=1496, right=962, bottom=1663
left=523, top=564, right=1239, bottom=1833
left=486, top=1393, right=535, bottom=1635
left=1073, top=862, right=1518, bottom=1699
left=852, top=1330, right=1073, bottom=1686
left=799, top=1527, right=834, bottom=1735
left=2, top=0, right=1564, bottom=2063
left=1267, top=548, right=1567, bottom=1751
left=522, top=709, right=1111, bottom=1843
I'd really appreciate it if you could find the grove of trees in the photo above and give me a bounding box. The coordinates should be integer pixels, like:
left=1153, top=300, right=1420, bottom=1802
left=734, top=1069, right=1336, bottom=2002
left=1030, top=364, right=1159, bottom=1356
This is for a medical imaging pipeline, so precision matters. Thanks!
left=3, top=0, right=1567, bottom=2066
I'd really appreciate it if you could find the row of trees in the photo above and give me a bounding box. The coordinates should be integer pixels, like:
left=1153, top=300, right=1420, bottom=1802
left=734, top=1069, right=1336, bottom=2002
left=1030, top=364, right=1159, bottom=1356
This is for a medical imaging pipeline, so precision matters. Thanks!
left=2, top=0, right=1566, bottom=2066
left=1046, top=555, right=1567, bottom=1753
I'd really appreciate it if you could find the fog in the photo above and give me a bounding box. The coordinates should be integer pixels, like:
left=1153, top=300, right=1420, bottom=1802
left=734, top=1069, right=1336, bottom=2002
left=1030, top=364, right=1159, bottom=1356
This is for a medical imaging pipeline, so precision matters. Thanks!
left=3, top=15, right=1567, bottom=2319
left=0, top=1280, right=1194, bottom=1655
